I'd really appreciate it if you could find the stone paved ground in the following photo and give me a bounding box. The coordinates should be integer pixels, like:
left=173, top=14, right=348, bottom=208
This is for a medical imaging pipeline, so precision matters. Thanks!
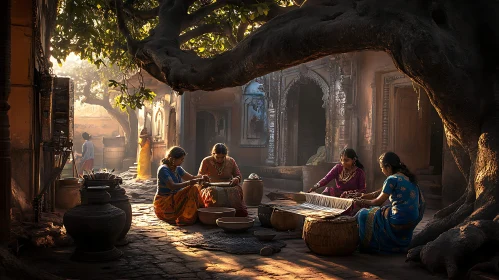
left=18, top=179, right=444, bottom=280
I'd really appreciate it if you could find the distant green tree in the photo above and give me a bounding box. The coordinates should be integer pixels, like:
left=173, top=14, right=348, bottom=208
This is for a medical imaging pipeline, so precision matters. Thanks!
left=52, top=57, right=155, bottom=157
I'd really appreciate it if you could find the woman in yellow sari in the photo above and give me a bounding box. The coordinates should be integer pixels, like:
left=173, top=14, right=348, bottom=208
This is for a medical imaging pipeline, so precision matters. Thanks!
left=137, top=127, right=152, bottom=180
left=153, top=146, right=208, bottom=225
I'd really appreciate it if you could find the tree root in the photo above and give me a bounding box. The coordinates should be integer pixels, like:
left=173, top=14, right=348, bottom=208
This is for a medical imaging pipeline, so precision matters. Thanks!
left=468, top=256, right=499, bottom=276
left=0, top=248, right=62, bottom=280
left=433, top=193, right=466, bottom=219
left=408, top=217, right=499, bottom=279
left=410, top=200, right=474, bottom=248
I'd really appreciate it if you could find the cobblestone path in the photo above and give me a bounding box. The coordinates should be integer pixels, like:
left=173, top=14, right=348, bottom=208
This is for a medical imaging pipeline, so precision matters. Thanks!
left=18, top=180, right=443, bottom=280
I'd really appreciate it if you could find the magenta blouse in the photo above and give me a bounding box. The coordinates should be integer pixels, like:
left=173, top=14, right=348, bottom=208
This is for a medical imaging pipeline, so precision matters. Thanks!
left=317, top=164, right=366, bottom=197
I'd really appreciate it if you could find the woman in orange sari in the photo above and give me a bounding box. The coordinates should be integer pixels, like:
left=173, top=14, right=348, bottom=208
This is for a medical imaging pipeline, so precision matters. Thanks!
left=153, top=146, right=208, bottom=225
left=198, top=143, right=248, bottom=217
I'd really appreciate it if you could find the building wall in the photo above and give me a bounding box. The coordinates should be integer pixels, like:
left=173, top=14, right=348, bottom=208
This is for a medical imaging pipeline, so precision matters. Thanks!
left=355, top=51, right=396, bottom=190
left=10, top=0, right=35, bottom=200
left=181, top=88, right=265, bottom=174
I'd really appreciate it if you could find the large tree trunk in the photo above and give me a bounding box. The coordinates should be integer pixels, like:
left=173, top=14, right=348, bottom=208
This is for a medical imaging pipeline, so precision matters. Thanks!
left=118, top=0, right=499, bottom=277
left=126, top=108, right=138, bottom=159
left=0, top=0, right=11, bottom=245
left=84, top=97, right=138, bottom=158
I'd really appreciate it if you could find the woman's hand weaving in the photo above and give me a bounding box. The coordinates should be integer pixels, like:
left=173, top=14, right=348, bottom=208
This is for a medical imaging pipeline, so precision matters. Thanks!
left=307, top=183, right=320, bottom=193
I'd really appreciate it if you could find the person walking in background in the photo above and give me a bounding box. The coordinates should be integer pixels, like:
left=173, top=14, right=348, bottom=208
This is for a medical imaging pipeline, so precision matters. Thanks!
left=81, top=132, right=95, bottom=173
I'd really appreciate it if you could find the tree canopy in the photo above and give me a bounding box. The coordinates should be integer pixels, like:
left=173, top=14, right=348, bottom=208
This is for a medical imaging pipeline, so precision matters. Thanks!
left=53, top=0, right=297, bottom=70
left=52, top=0, right=499, bottom=278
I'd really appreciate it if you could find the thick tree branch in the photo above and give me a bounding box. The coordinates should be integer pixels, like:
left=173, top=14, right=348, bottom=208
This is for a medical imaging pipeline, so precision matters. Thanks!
left=179, top=24, right=223, bottom=44
left=157, top=0, right=194, bottom=40
left=123, top=5, right=160, bottom=20
left=236, top=21, right=249, bottom=42
left=114, top=0, right=139, bottom=53
left=83, top=95, right=132, bottom=136
left=182, top=0, right=229, bottom=29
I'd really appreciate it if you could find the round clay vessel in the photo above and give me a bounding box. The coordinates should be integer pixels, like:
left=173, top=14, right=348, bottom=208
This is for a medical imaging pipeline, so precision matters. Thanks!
left=64, top=186, right=126, bottom=262
left=216, top=217, right=255, bottom=233
left=257, top=204, right=274, bottom=228
left=254, top=230, right=276, bottom=241
left=56, top=178, right=82, bottom=209
left=270, top=209, right=301, bottom=231
left=242, top=179, right=264, bottom=206
left=107, top=186, right=132, bottom=246
left=198, top=207, right=236, bottom=225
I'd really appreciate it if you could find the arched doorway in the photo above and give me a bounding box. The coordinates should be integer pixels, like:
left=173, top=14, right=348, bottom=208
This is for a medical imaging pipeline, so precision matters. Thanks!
left=287, top=79, right=326, bottom=165
left=196, top=111, right=216, bottom=172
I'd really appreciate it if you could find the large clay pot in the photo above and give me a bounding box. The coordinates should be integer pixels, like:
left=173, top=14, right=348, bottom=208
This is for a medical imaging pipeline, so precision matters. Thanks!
left=242, top=179, right=264, bottom=206
left=270, top=209, right=302, bottom=231
left=82, top=178, right=131, bottom=246
left=64, top=186, right=126, bottom=262
left=56, top=178, right=81, bottom=209
left=107, top=186, right=132, bottom=246
left=257, top=204, right=274, bottom=228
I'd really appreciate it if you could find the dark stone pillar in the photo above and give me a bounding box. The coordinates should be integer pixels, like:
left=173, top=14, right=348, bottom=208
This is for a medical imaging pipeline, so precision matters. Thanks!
left=0, top=0, right=12, bottom=244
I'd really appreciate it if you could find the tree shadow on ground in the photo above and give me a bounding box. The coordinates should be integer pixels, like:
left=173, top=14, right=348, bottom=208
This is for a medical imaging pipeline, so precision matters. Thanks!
left=16, top=203, right=447, bottom=280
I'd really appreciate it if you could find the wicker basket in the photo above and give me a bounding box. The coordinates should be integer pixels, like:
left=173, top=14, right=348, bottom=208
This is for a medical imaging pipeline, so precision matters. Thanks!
left=270, top=209, right=302, bottom=231
left=302, top=215, right=359, bottom=256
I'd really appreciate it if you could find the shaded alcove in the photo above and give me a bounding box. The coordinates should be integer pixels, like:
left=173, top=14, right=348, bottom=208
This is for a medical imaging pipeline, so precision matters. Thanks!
left=286, top=79, right=326, bottom=166
left=195, top=111, right=216, bottom=172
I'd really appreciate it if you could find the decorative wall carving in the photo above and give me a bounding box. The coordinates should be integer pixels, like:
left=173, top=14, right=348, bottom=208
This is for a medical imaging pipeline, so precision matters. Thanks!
left=381, top=74, right=406, bottom=152
left=240, top=80, right=267, bottom=147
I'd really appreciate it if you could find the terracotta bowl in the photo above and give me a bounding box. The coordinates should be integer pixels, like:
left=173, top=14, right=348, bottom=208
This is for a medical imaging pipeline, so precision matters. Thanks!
left=216, top=217, right=255, bottom=233
left=197, top=207, right=236, bottom=225
left=253, top=230, right=276, bottom=241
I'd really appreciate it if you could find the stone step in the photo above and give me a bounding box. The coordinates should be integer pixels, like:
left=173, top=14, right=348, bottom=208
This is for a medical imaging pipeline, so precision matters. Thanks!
left=418, top=175, right=442, bottom=184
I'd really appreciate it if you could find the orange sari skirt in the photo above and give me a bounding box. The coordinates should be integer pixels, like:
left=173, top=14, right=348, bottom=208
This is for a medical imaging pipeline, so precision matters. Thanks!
left=153, top=185, right=204, bottom=225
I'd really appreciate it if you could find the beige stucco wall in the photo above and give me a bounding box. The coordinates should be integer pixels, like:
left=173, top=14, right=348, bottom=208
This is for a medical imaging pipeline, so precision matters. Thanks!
left=355, top=51, right=397, bottom=190
left=10, top=0, right=35, bottom=200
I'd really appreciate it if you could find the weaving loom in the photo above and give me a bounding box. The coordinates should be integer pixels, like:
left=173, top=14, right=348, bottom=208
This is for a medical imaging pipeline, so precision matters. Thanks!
left=266, top=192, right=353, bottom=219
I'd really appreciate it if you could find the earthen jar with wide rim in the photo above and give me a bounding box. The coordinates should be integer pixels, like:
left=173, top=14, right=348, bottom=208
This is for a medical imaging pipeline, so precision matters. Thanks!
left=242, top=179, right=264, bottom=206
left=63, top=186, right=126, bottom=262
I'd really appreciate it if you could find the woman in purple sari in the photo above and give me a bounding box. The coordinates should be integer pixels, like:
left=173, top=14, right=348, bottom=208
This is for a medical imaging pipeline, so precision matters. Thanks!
left=307, top=148, right=366, bottom=198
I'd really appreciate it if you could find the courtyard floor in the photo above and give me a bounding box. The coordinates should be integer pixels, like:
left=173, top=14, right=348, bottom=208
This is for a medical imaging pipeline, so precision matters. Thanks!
left=18, top=179, right=445, bottom=280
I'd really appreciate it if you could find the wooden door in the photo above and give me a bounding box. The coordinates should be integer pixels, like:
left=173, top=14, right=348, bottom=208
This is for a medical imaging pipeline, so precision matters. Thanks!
left=393, top=86, right=431, bottom=172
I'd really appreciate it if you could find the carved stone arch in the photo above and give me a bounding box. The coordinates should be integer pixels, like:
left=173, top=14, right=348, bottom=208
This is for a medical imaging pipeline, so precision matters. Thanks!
left=278, top=68, right=330, bottom=166
left=281, top=68, right=330, bottom=110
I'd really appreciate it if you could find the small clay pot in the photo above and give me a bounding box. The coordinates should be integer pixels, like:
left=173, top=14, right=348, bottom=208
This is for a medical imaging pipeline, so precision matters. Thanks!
left=257, top=204, right=274, bottom=228
left=216, top=217, right=255, bottom=233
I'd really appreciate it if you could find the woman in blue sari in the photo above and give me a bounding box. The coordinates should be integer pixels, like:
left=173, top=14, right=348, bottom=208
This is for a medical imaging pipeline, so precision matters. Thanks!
left=354, top=152, right=425, bottom=253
